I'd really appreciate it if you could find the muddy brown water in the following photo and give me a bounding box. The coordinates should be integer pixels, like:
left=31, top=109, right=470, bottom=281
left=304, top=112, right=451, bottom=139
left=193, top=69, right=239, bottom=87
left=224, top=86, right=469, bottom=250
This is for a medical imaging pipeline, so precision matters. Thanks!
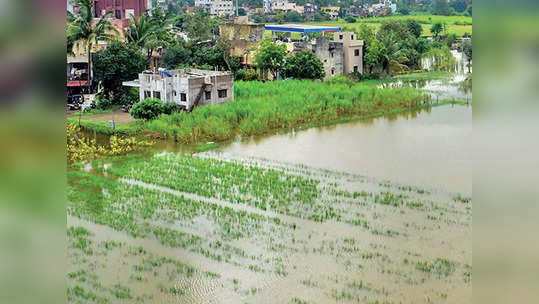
left=220, top=105, right=472, bottom=194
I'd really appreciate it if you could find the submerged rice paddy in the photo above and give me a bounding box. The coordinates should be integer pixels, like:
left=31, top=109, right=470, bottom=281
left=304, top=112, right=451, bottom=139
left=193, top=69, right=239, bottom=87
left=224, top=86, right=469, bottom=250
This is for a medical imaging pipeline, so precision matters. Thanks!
left=68, top=151, right=471, bottom=303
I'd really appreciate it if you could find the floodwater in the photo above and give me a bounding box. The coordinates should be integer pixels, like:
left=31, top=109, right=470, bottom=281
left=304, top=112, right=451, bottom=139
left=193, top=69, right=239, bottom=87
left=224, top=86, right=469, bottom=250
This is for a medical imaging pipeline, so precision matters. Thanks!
left=221, top=105, right=472, bottom=194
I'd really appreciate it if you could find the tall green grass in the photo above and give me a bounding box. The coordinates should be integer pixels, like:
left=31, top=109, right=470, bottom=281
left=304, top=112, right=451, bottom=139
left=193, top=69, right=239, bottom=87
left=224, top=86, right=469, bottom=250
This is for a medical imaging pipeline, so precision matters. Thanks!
left=142, top=80, right=429, bottom=143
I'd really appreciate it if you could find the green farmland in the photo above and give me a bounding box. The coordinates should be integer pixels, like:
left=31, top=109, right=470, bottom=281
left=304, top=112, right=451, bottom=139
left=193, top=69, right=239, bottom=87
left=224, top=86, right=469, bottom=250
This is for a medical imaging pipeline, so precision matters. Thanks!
left=305, top=15, right=472, bottom=37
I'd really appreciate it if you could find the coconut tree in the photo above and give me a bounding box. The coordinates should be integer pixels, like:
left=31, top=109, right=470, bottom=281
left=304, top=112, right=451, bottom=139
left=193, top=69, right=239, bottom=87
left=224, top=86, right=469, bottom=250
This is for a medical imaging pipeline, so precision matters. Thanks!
left=67, top=0, right=118, bottom=89
left=125, top=14, right=156, bottom=49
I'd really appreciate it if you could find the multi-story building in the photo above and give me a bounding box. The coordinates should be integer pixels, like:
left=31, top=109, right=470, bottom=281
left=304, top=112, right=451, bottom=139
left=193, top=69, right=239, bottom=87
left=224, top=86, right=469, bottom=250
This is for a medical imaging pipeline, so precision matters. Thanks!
left=209, top=0, right=234, bottom=16
left=92, top=0, right=148, bottom=20
left=332, top=32, right=363, bottom=74
left=123, top=69, right=234, bottom=110
left=219, top=22, right=265, bottom=66
left=289, top=31, right=364, bottom=79
left=195, top=0, right=234, bottom=16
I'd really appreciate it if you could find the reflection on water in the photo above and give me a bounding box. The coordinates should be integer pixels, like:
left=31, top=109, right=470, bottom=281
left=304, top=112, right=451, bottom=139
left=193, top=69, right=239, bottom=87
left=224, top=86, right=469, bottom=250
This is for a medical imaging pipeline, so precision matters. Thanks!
left=221, top=105, right=472, bottom=194
left=381, top=50, right=472, bottom=101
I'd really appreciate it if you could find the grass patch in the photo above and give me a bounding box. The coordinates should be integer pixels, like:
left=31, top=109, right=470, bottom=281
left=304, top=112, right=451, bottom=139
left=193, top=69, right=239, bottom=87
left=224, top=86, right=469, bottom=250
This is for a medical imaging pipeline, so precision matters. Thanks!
left=72, top=80, right=430, bottom=143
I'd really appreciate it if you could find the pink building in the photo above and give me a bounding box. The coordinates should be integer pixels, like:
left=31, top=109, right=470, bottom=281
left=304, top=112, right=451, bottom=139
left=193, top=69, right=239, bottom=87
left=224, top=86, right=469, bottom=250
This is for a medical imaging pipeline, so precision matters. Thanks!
left=93, top=0, right=147, bottom=20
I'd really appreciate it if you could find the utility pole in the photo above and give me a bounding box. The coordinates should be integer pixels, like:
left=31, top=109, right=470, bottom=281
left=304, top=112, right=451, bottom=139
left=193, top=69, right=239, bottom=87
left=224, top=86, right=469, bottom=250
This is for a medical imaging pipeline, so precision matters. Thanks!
left=236, top=0, right=239, bottom=17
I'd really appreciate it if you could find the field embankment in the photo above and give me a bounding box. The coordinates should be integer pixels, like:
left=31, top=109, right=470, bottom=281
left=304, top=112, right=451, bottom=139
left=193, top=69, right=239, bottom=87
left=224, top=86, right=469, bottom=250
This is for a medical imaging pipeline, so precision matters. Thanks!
left=69, top=79, right=431, bottom=143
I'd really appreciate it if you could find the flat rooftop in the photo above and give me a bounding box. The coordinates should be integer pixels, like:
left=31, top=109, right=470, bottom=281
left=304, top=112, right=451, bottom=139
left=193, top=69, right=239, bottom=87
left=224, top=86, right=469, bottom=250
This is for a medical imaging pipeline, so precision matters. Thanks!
left=139, top=69, right=232, bottom=79
left=265, top=24, right=341, bottom=33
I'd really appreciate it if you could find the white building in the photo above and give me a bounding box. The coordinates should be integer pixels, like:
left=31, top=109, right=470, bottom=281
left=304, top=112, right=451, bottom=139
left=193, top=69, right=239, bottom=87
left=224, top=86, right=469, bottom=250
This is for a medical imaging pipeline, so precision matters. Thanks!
left=123, top=69, right=234, bottom=111
left=195, top=0, right=234, bottom=16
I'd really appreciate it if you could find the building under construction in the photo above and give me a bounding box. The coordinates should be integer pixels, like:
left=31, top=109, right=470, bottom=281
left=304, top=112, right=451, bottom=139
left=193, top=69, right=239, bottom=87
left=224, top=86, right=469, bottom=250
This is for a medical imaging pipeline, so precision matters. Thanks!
left=123, top=69, right=234, bottom=111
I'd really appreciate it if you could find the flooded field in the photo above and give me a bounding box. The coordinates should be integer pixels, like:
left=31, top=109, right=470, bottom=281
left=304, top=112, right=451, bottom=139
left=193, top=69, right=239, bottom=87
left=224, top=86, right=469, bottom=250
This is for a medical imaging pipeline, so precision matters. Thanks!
left=221, top=105, right=471, bottom=194
left=68, top=152, right=471, bottom=303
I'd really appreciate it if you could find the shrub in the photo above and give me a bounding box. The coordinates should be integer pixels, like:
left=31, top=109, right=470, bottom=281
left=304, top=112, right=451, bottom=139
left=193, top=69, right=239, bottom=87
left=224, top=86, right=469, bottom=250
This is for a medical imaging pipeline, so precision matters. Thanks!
left=130, top=98, right=165, bottom=120
left=245, top=69, right=259, bottom=81
left=96, top=94, right=114, bottom=110
left=344, top=16, right=356, bottom=23
left=162, top=102, right=178, bottom=115
left=235, top=69, right=246, bottom=80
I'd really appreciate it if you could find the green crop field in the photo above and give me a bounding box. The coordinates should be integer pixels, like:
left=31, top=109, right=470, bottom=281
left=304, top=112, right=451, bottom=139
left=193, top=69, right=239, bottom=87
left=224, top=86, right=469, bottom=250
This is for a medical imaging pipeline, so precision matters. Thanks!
left=67, top=152, right=472, bottom=303
left=304, top=15, right=472, bottom=37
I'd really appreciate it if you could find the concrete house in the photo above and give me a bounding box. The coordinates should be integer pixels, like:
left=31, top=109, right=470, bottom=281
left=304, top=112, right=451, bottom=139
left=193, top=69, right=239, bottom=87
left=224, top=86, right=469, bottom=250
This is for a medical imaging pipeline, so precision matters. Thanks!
left=332, top=32, right=364, bottom=74
left=220, top=22, right=266, bottom=66
left=312, top=37, right=344, bottom=78
left=124, top=69, right=234, bottom=111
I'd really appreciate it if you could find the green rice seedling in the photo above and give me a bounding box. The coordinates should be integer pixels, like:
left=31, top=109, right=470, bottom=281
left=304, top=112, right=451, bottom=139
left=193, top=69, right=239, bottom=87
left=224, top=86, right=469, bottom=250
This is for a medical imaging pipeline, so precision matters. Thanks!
left=416, top=258, right=456, bottom=278
left=111, top=284, right=131, bottom=299
left=453, top=194, right=471, bottom=203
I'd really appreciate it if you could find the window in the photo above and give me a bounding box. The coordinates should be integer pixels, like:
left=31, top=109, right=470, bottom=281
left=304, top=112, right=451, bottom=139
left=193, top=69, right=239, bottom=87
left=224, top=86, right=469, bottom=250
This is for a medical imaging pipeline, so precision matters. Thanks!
left=339, top=34, right=343, bottom=40
left=115, top=10, right=121, bottom=19
left=180, top=93, right=187, bottom=102
left=218, top=89, right=227, bottom=98
left=330, top=52, right=333, bottom=58
left=331, top=69, right=335, bottom=75
left=353, top=66, right=358, bottom=72
left=173, top=90, right=177, bottom=96
left=354, top=49, right=360, bottom=56
left=205, top=91, right=212, bottom=100
left=144, top=91, right=151, bottom=99
left=153, top=91, right=161, bottom=99
left=351, top=35, right=354, bottom=40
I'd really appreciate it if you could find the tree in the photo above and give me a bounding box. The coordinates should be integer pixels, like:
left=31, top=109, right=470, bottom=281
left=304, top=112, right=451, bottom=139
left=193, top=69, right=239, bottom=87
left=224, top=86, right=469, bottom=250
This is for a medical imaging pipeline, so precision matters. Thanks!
left=238, top=8, right=246, bottom=16
left=283, top=51, right=325, bottom=80
left=406, top=20, right=423, bottom=38
left=126, top=14, right=157, bottom=49
left=93, top=42, right=146, bottom=100
left=162, top=43, right=191, bottom=68
left=285, top=11, right=304, bottom=22
left=254, top=39, right=287, bottom=80
left=432, top=0, right=451, bottom=15
left=430, top=22, right=444, bottom=39
left=67, top=0, right=118, bottom=88
left=314, top=12, right=330, bottom=21
left=397, top=0, right=410, bottom=15
left=450, top=0, right=468, bottom=13
left=182, top=9, right=214, bottom=42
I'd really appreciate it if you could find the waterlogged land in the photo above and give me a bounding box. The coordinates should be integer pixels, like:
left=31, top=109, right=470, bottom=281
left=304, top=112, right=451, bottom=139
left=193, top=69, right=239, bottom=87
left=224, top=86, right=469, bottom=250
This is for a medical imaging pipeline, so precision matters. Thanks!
left=68, top=152, right=472, bottom=303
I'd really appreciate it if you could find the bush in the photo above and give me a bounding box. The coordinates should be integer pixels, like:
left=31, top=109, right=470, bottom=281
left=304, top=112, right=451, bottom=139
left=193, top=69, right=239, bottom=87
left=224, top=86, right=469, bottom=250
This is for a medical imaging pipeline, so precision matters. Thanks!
left=235, top=69, right=246, bottom=80
left=345, top=16, right=356, bottom=23
left=130, top=98, right=166, bottom=120
left=245, top=69, right=259, bottom=81
left=162, top=102, right=178, bottom=115
left=96, top=94, right=114, bottom=110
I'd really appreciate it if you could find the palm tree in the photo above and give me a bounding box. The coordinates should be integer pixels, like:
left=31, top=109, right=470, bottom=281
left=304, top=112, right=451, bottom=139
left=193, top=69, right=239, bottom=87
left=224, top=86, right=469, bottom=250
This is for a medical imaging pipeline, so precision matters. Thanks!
left=126, top=14, right=156, bottom=49
left=67, top=0, right=118, bottom=89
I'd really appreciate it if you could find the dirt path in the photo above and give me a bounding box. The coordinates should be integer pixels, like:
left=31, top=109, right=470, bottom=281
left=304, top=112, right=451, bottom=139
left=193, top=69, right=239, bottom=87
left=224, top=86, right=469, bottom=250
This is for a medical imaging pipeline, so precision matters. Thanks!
left=67, top=109, right=135, bottom=124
